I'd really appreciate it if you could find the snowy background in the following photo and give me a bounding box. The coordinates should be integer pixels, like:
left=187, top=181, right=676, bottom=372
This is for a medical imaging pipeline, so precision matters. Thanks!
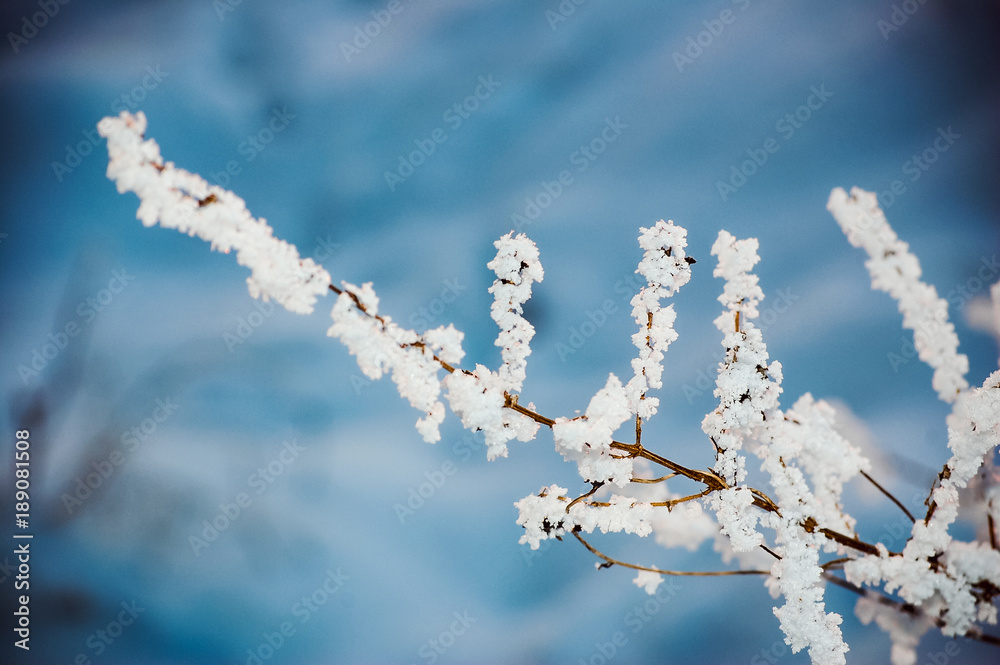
left=2, top=1, right=999, bottom=663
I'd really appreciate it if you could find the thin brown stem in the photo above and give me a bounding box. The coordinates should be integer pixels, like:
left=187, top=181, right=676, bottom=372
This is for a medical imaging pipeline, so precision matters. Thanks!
left=819, top=527, right=882, bottom=557
left=572, top=531, right=770, bottom=577
left=566, top=482, right=604, bottom=514
left=503, top=395, right=555, bottom=427
left=760, top=544, right=781, bottom=561
left=861, top=469, right=916, bottom=523
left=631, top=473, right=679, bottom=484
left=821, top=557, right=851, bottom=571
left=650, top=489, right=712, bottom=509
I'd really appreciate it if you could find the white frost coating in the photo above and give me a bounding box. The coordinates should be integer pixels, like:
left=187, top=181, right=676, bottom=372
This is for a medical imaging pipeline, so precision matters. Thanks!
left=632, top=569, right=664, bottom=595
left=327, top=282, right=463, bottom=443
left=827, top=187, right=969, bottom=402
left=98, top=111, right=331, bottom=315
left=782, top=394, right=870, bottom=535
left=711, top=230, right=764, bottom=324
left=704, top=229, right=849, bottom=663
left=702, top=230, right=783, bottom=486
left=443, top=365, right=538, bottom=460
left=625, top=220, right=693, bottom=419
left=709, top=488, right=762, bottom=551
left=768, top=519, right=848, bottom=665
left=552, top=374, right=633, bottom=487
left=844, top=370, right=1000, bottom=636
left=422, top=325, right=466, bottom=366
left=440, top=231, right=545, bottom=459
left=755, top=444, right=850, bottom=664
left=702, top=231, right=772, bottom=557
left=947, top=542, right=1000, bottom=602
left=487, top=232, right=544, bottom=393
left=514, top=485, right=653, bottom=549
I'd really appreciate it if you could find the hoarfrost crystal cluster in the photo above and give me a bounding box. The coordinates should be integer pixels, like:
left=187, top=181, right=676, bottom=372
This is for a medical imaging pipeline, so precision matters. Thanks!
left=98, top=111, right=331, bottom=315
left=99, top=112, right=1000, bottom=665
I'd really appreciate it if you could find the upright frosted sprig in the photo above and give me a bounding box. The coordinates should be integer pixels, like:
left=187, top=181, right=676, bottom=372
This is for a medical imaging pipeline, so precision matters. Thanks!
left=441, top=233, right=545, bottom=460
left=711, top=230, right=764, bottom=329
left=98, top=111, right=331, bottom=314
left=827, top=187, right=969, bottom=402
left=625, top=220, right=693, bottom=419
left=704, top=230, right=848, bottom=663
left=488, top=232, right=544, bottom=393
left=702, top=230, right=783, bottom=485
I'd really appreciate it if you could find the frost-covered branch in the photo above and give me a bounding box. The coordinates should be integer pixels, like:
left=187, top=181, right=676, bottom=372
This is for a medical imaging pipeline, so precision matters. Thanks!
left=827, top=186, right=969, bottom=403
left=98, top=111, right=330, bottom=315
left=99, top=113, right=1000, bottom=664
left=327, top=280, right=464, bottom=443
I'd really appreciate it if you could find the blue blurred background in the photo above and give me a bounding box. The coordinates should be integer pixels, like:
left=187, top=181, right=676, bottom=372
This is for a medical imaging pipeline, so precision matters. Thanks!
left=1, top=1, right=998, bottom=663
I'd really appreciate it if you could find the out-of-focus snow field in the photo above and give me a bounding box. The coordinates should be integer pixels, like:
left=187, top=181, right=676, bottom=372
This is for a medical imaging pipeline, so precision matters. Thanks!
left=1, top=1, right=998, bottom=663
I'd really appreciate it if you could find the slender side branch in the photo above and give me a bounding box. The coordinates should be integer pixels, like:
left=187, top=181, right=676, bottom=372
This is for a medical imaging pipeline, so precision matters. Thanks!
left=572, top=530, right=770, bottom=577
left=565, top=482, right=605, bottom=514
left=631, top=473, right=678, bottom=484
left=861, top=469, right=916, bottom=523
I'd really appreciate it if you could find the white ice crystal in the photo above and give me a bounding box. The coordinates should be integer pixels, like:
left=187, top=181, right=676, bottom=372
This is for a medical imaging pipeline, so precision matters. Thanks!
left=327, top=282, right=462, bottom=443
left=625, top=220, right=693, bottom=419
left=487, top=232, right=544, bottom=394
left=710, top=487, right=762, bottom=552
left=514, top=485, right=653, bottom=549
left=443, top=365, right=539, bottom=460
left=552, top=374, right=634, bottom=487
left=702, top=230, right=783, bottom=486
left=782, top=394, right=870, bottom=535
left=98, top=111, right=331, bottom=315
left=768, top=519, right=848, bottom=665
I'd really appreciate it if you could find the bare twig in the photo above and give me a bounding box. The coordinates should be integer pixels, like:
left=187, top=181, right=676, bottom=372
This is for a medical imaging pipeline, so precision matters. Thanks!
left=572, top=531, right=770, bottom=577
left=861, top=469, right=916, bottom=523
left=631, top=473, right=678, bottom=484
left=565, top=482, right=604, bottom=514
